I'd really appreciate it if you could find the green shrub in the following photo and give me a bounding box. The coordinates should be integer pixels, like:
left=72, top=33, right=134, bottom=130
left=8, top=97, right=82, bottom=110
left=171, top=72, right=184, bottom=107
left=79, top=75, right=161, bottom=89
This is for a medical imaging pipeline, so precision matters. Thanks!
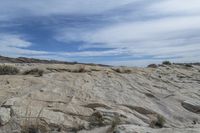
left=150, top=115, right=166, bottom=128
left=185, top=64, right=193, bottom=67
left=147, top=64, right=158, bottom=68
left=0, top=65, right=19, bottom=75
left=162, top=61, right=172, bottom=65
left=109, top=115, right=121, bottom=132
left=156, top=115, right=166, bottom=128
left=89, top=112, right=104, bottom=127
left=23, top=68, right=44, bottom=77
left=112, top=67, right=132, bottom=73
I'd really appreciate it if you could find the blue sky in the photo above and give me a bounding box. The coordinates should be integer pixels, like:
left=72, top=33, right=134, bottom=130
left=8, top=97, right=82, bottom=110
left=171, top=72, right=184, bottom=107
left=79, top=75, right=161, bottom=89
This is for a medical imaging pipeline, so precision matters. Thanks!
left=0, top=0, right=200, bottom=66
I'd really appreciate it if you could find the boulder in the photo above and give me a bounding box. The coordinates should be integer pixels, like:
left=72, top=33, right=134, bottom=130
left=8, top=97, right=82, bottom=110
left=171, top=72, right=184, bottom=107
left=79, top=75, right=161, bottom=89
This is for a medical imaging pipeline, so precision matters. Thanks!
left=182, top=100, right=200, bottom=114
left=0, top=108, right=11, bottom=125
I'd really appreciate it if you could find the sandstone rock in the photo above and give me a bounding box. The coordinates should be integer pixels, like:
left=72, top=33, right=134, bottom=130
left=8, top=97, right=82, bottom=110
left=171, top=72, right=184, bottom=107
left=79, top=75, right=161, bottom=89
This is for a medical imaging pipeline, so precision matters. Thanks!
left=3, top=97, right=20, bottom=107
left=0, top=108, right=11, bottom=125
left=182, top=100, right=200, bottom=114
left=114, top=125, right=200, bottom=133
left=11, top=106, right=66, bottom=126
left=0, top=63, right=200, bottom=132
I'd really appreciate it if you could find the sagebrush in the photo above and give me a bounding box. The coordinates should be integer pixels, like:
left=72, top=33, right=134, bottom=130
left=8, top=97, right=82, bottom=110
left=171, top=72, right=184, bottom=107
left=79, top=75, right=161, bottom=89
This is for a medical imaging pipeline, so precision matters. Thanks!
left=0, top=65, right=19, bottom=75
left=23, top=68, right=44, bottom=76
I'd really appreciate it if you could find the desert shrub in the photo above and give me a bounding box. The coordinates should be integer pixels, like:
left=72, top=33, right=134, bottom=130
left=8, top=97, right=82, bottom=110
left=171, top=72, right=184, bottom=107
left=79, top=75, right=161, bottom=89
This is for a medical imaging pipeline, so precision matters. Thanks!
left=150, top=115, right=166, bottom=128
left=147, top=64, right=158, bottom=68
left=108, top=115, right=121, bottom=133
left=0, top=65, right=19, bottom=75
left=185, top=64, right=193, bottom=67
left=72, top=65, right=88, bottom=73
left=112, top=67, right=132, bottom=73
left=23, top=68, right=44, bottom=77
left=162, top=61, right=172, bottom=65
left=89, top=112, right=104, bottom=127
left=21, top=118, right=50, bottom=133
left=155, top=115, right=166, bottom=128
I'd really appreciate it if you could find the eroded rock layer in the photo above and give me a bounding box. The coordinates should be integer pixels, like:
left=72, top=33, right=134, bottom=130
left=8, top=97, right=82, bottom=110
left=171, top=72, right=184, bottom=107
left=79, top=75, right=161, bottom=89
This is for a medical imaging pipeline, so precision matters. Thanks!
left=0, top=63, right=200, bottom=133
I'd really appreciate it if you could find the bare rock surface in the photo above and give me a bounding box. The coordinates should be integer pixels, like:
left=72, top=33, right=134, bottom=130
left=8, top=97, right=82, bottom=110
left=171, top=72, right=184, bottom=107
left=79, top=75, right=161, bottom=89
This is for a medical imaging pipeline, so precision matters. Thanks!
left=0, top=108, right=11, bottom=125
left=182, top=100, right=200, bottom=114
left=0, top=63, right=200, bottom=132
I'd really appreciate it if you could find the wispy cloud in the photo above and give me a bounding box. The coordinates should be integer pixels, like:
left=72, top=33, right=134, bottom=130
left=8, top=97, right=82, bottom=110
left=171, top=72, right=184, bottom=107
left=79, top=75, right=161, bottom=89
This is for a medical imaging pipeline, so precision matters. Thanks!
left=0, top=34, right=49, bottom=57
left=149, top=0, right=200, bottom=15
left=0, top=0, right=138, bottom=19
left=0, top=0, right=200, bottom=66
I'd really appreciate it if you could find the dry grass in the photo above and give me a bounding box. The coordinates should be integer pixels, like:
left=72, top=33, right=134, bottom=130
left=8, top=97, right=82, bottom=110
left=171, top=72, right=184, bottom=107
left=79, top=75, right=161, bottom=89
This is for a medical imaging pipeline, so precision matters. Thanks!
left=112, top=67, right=132, bottom=73
left=71, top=65, right=89, bottom=73
left=162, top=61, right=172, bottom=65
left=150, top=115, right=166, bottom=128
left=23, top=68, right=44, bottom=77
left=107, top=115, right=121, bottom=133
left=0, top=65, right=19, bottom=75
left=147, top=64, right=158, bottom=68
left=21, top=107, right=50, bottom=133
left=89, top=111, right=104, bottom=128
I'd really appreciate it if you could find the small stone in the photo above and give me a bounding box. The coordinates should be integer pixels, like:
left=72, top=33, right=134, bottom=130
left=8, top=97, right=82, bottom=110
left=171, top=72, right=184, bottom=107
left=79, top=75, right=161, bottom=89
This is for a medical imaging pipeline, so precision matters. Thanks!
left=3, top=97, right=20, bottom=107
left=0, top=108, right=11, bottom=125
left=182, top=100, right=200, bottom=114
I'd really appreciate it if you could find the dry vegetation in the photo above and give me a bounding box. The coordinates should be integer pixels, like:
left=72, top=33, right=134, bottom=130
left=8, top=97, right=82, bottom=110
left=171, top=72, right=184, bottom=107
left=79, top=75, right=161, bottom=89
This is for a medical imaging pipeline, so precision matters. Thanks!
left=0, top=65, right=19, bottom=75
left=23, top=68, right=44, bottom=77
left=112, top=67, right=132, bottom=73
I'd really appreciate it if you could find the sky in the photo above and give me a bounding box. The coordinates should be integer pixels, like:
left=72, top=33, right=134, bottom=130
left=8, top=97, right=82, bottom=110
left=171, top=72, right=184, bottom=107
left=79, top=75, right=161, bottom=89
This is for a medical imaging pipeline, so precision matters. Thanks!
left=0, top=0, right=200, bottom=66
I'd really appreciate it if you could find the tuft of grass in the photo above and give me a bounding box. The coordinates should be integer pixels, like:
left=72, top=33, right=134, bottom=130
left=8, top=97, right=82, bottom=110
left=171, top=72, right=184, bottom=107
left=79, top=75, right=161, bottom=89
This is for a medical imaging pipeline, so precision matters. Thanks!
left=21, top=107, right=49, bottom=133
left=107, top=115, right=121, bottom=133
left=162, top=61, right=172, bottom=65
left=89, top=112, right=104, bottom=127
left=185, top=64, right=193, bottom=67
left=112, top=67, right=132, bottom=73
left=156, top=115, right=166, bottom=128
left=72, top=65, right=88, bottom=73
left=150, top=115, right=166, bottom=128
left=23, top=68, right=44, bottom=77
left=0, top=65, right=19, bottom=75
left=147, top=64, right=158, bottom=68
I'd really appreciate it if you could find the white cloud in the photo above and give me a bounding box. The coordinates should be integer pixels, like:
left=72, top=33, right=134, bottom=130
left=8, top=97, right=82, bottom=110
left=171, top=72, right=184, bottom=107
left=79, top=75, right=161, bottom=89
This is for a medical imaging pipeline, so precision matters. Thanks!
left=149, top=0, right=200, bottom=15
left=85, top=16, right=200, bottom=44
left=0, top=0, right=138, bottom=19
left=61, top=48, right=128, bottom=57
left=1, top=0, right=200, bottom=66
left=74, top=15, right=200, bottom=59
left=0, top=34, right=49, bottom=57
left=0, top=34, right=31, bottom=48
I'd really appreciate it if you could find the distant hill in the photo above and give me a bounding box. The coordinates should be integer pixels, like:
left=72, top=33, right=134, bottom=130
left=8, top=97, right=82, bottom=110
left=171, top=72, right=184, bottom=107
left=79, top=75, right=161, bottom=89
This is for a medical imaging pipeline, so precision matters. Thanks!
left=0, top=55, right=110, bottom=67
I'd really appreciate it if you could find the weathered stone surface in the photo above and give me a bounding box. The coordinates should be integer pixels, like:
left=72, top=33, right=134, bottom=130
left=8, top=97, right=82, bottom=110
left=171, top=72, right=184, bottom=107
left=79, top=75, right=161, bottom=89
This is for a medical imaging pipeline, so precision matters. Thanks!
left=0, top=108, right=11, bottom=125
left=0, top=63, right=200, bottom=132
left=182, top=100, right=200, bottom=114
left=114, top=125, right=200, bottom=133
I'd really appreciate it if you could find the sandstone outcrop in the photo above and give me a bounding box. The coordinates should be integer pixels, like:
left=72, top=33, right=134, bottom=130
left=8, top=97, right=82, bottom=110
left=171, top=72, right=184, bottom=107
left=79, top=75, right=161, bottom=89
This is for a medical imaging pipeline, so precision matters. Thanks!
left=0, top=63, right=200, bottom=132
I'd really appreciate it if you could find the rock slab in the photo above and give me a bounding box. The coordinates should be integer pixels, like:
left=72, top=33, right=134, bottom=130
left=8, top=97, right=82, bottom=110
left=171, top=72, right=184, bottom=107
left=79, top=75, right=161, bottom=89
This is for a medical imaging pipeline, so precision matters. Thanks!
left=0, top=108, right=11, bottom=125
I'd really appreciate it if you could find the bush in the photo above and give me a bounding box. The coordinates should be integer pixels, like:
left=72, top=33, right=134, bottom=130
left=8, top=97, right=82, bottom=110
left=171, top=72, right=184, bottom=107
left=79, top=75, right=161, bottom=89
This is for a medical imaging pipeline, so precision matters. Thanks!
left=155, top=115, right=166, bottom=128
left=147, top=64, right=158, bottom=68
left=162, top=61, right=172, bottom=65
left=112, top=67, right=132, bottom=73
left=0, top=65, right=19, bottom=75
left=110, top=115, right=121, bottom=132
left=23, top=68, right=44, bottom=77
left=150, top=115, right=166, bottom=128
left=185, top=64, right=193, bottom=67
left=72, top=65, right=88, bottom=73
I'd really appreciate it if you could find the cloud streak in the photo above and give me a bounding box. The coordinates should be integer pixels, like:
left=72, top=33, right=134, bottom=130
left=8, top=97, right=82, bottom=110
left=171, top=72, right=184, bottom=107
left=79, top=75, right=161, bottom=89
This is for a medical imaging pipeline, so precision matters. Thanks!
left=0, top=0, right=200, bottom=66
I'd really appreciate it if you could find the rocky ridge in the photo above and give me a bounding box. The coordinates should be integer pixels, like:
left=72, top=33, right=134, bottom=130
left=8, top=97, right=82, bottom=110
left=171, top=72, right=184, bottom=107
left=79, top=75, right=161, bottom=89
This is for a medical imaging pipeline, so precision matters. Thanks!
left=0, top=62, right=200, bottom=133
